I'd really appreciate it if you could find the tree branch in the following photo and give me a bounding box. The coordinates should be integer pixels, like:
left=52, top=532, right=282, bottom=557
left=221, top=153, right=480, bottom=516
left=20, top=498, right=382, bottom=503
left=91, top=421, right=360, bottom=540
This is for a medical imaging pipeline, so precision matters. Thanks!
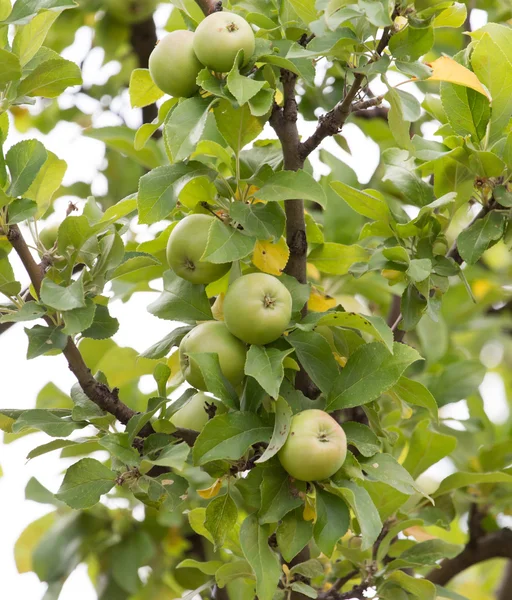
left=299, top=23, right=395, bottom=160
left=130, top=16, right=159, bottom=126
left=427, top=528, right=512, bottom=586
left=195, top=0, right=222, bottom=15
left=6, top=224, right=197, bottom=445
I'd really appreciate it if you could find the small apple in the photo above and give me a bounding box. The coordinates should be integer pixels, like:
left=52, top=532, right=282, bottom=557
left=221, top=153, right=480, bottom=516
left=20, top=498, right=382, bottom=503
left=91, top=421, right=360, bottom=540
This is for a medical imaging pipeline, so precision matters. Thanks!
left=171, top=392, right=226, bottom=431
left=179, top=320, right=247, bottom=390
left=149, top=31, right=203, bottom=98
left=193, top=11, right=255, bottom=73
left=105, top=0, right=157, bottom=24
left=223, top=272, right=292, bottom=345
left=166, top=214, right=231, bottom=284
left=39, top=224, right=59, bottom=250
left=278, top=409, right=347, bottom=482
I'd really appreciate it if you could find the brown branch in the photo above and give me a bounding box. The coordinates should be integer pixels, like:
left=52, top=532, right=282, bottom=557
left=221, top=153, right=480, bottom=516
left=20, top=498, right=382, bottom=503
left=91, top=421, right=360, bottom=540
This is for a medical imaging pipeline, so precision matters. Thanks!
left=195, top=0, right=222, bottom=15
left=427, top=528, right=512, bottom=586
left=318, top=571, right=358, bottom=599
left=6, top=225, right=197, bottom=446
left=299, top=22, right=396, bottom=160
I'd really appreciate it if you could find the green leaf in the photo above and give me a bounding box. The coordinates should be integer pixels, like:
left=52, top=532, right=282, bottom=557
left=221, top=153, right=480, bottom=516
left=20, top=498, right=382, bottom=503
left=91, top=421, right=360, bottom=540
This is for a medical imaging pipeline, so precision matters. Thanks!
left=57, top=215, right=94, bottom=255
left=148, top=270, right=213, bottom=323
left=328, top=342, right=422, bottom=410
left=427, top=360, right=486, bottom=407
left=255, top=169, right=326, bottom=207
left=287, top=329, right=339, bottom=393
left=98, top=433, right=140, bottom=466
left=0, top=48, right=21, bottom=85
left=15, top=512, right=57, bottom=574
left=441, top=80, right=490, bottom=142
left=343, top=422, right=380, bottom=457
left=227, top=51, right=266, bottom=105
left=27, top=439, right=77, bottom=461
left=330, top=181, right=389, bottom=221
left=205, top=493, right=238, bottom=550
left=0, top=250, right=22, bottom=297
left=111, top=530, right=155, bottom=594
left=55, top=457, right=116, bottom=509
left=24, top=150, right=67, bottom=216
left=359, top=453, right=428, bottom=496
left=40, top=277, right=85, bottom=311
left=255, top=397, right=293, bottom=464
left=472, top=32, right=512, bottom=144
left=12, top=409, right=84, bottom=437
left=62, top=299, right=96, bottom=336
left=186, top=352, right=239, bottom=409
left=407, top=258, right=432, bottom=283
left=25, top=324, right=68, bottom=359
left=276, top=508, right=313, bottom=563
left=1, top=0, right=76, bottom=25
left=109, top=251, right=160, bottom=279
left=135, top=98, right=177, bottom=151
left=6, top=139, right=47, bottom=197
left=214, top=99, right=264, bottom=155
left=389, top=377, right=438, bottom=422
left=240, top=514, right=281, bottom=600
left=389, top=22, right=434, bottom=61
left=457, top=211, right=507, bottom=264
left=229, top=201, right=285, bottom=241
left=433, top=471, right=512, bottom=498
left=137, top=161, right=215, bottom=224
left=259, top=463, right=303, bottom=523
left=12, top=12, right=58, bottom=68
left=82, top=304, right=119, bottom=339
left=386, top=88, right=412, bottom=150
left=215, top=560, right=254, bottom=587
left=140, top=325, right=192, bottom=360
left=193, top=412, right=272, bottom=465
left=329, top=480, right=382, bottom=551
left=6, top=197, right=37, bottom=224
left=149, top=442, right=190, bottom=470
left=129, top=67, right=163, bottom=108
left=386, top=571, right=436, bottom=600
left=388, top=539, right=462, bottom=571
left=164, top=96, right=213, bottom=162
left=18, top=57, right=82, bottom=97
left=85, top=126, right=160, bottom=170
left=245, top=346, right=294, bottom=399
left=314, top=487, right=350, bottom=556
left=202, top=219, right=255, bottom=263
left=312, top=312, right=394, bottom=353
left=308, top=242, right=370, bottom=275
left=178, top=558, right=223, bottom=576
left=0, top=301, right=45, bottom=323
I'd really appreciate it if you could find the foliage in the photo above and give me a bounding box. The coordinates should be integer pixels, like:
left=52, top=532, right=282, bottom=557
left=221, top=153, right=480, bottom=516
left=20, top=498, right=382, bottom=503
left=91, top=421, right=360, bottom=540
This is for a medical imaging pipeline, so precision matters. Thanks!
left=1, top=0, right=512, bottom=599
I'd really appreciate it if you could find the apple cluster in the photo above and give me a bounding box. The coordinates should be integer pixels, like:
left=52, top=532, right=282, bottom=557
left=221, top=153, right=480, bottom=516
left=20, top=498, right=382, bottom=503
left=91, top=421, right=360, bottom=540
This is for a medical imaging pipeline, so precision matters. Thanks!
left=167, top=215, right=347, bottom=482
left=148, top=12, right=256, bottom=98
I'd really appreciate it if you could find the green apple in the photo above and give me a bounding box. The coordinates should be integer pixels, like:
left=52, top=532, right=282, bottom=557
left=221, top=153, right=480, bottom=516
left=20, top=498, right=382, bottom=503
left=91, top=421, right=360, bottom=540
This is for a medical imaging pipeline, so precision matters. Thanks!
left=149, top=31, right=203, bottom=98
left=179, top=321, right=247, bottom=390
left=39, top=224, right=59, bottom=250
left=166, top=214, right=231, bottom=284
left=223, top=272, right=292, bottom=345
left=193, top=11, right=255, bottom=73
left=105, top=0, right=157, bottom=23
left=278, top=409, right=347, bottom=482
left=171, top=392, right=226, bottom=431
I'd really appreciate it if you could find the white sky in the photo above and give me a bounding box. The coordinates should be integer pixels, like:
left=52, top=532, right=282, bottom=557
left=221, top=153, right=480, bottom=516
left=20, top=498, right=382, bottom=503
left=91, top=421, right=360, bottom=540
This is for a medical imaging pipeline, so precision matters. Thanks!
left=0, top=6, right=500, bottom=600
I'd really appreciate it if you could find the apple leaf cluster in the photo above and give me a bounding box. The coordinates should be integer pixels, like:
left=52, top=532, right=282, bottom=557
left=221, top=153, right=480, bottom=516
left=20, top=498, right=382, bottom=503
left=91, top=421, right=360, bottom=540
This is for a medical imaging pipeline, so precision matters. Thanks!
left=0, top=1, right=512, bottom=600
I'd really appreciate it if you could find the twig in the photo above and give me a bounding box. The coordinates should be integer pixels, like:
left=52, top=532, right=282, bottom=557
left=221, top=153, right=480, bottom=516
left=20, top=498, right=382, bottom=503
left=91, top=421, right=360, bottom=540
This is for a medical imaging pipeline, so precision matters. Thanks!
left=6, top=224, right=197, bottom=446
left=318, top=570, right=358, bottom=599
left=195, top=0, right=222, bottom=15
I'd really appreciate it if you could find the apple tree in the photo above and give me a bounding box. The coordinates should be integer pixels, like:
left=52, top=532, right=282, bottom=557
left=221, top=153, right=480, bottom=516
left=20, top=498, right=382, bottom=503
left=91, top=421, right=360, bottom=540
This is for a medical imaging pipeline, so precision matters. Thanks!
left=1, top=0, right=512, bottom=599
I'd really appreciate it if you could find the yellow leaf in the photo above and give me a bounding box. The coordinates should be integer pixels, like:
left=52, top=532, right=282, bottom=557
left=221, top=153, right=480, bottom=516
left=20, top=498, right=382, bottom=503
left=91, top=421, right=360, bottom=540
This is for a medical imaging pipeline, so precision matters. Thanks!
left=167, top=350, right=184, bottom=388
left=303, top=487, right=317, bottom=523
left=212, top=292, right=224, bottom=321
left=333, top=353, right=347, bottom=368
left=252, top=237, right=290, bottom=276
left=197, top=478, right=223, bottom=499
left=403, top=526, right=437, bottom=541
left=427, top=56, right=490, bottom=99
left=283, top=356, right=300, bottom=371
left=308, top=287, right=337, bottom=312
left=306, top=262, right=321, bottom=280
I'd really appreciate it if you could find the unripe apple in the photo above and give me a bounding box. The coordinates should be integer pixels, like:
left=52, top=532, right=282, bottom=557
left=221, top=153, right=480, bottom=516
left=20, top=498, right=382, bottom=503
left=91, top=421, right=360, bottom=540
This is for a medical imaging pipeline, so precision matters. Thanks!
left=171, top=392, right=226, bottom=431
left=179, top=321, right=247, bottom=390
left=105, top=0, right=157, bottom=24
left=223, top=273, right=292, bottom=345
left=39, top=224, right=59, bottom=250
left=278, top=410, right=347, bottom=482
left=149, top=31, right=203, bottom=98
left=166, top=214, right=231, bottom=284
left=193, top=11, right=255, bottom=73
